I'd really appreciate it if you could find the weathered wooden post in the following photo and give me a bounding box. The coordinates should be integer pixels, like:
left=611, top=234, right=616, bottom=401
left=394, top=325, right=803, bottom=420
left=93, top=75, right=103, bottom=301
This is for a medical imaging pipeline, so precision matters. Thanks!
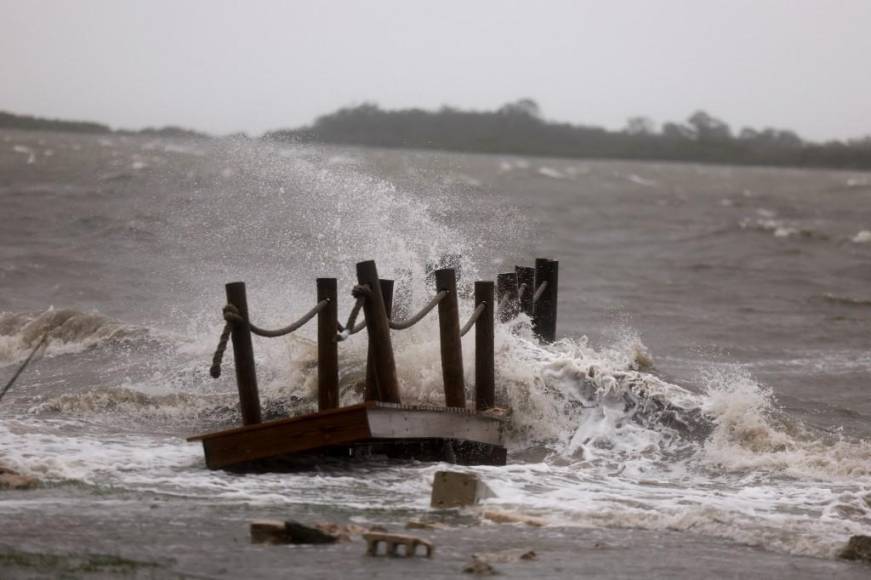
left=357, top=261, right=401, bottom=404
left=533, top=258, right=559, bottom=343
left=474, top=281, right=495, bottom=411
left=496, top=273, right=519, bottom=322
left=225, top=282, right=262, bottom=425
left=515, top=266, right=535, bottom=317
left=435, top=268, right=466, bottom=408
left=366, top=279, right=394, bottom=401
left=317, top=278, right=339, bottom=411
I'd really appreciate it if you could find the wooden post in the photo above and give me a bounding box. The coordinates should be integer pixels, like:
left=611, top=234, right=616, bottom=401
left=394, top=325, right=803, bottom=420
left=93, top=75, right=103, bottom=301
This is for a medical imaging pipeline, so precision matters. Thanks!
left=533, top=258, right=559, bottom=343
left=426, top=254, right=462, bottom=290
left=356, top=261, right=401, bottom=404
left=225, top=282, right=262, bottom=425
left=317, top=278, right=339, bottom=411
left=515, top=266, right=535, bottom=317
left=366, top=279, right=394, bottom=401
left=435, top=268, right=465, bottom=409
left=496, top=272, right=519, bottom=322
left=474, top=281, right=495, bottom=411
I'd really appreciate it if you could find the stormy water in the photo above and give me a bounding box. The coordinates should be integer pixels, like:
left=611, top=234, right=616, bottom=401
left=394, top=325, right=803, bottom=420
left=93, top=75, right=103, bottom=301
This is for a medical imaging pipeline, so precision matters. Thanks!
left=2, top=128, right=871, bottom=577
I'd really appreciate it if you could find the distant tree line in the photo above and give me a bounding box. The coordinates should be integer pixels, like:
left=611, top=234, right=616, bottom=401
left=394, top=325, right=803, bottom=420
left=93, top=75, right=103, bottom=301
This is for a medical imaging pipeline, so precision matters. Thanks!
left=266, top=100, right=871, bottom=170
left=0, top=111, right=209, bottom=139
left=0, top=111, right=111, bottom=134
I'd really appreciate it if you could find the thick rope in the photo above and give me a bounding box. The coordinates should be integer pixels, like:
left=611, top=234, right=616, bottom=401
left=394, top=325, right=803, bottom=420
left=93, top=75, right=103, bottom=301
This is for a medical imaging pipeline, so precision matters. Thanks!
left=337, top=286, right=369, bottom=341
left=459, top=302, right=487, bottom=337
left=209, top=322, right=233, bottom=378
left=210, top=299, right=329, bottom=378
left=389, top=290, right=447, bottom=330
left=223, top=300, right=329, bottom=338
left=0, top=332, right=49, bottom=404
left=532, top=280, right=548, bottom=303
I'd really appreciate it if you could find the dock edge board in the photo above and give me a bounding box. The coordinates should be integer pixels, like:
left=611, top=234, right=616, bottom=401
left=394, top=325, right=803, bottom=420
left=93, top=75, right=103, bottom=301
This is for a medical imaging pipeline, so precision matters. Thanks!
left=188, top=402, right=506, bottom=470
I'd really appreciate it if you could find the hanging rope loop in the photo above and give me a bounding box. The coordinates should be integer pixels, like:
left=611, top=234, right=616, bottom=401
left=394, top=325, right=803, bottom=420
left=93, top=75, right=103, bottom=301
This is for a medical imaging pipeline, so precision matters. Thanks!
left=210, top=299, right=330, bottom=377
left=389, top=290, right=447, bottom=330
left=459, top=302, right=487, bottom=337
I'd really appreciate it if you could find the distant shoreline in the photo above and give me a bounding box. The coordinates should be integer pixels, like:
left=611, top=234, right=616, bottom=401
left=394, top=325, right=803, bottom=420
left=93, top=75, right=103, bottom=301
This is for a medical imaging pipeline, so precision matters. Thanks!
left=4, top=103, right=871, bottom=171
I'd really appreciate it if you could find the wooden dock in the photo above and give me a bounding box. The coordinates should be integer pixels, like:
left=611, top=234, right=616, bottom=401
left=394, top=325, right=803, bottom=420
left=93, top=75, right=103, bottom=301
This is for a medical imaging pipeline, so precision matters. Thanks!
left=192, top=257, right=557, bottom=471
left=189, top=402, right=507, bottom=470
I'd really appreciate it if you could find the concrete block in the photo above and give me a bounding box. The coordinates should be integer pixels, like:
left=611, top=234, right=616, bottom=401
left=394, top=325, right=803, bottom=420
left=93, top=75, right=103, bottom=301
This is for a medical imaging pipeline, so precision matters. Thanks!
left=430, top=471, right=492, bottom=509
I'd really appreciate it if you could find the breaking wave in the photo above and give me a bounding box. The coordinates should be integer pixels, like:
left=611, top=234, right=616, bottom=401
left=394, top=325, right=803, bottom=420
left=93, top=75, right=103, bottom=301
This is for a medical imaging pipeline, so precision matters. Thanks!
left=0, top=308, right=146, bottom=365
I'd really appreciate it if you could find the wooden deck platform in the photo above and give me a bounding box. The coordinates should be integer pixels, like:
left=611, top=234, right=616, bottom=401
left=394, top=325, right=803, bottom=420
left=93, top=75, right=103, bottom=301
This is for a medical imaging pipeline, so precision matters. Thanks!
left=188, top=402, right=507, bottom=470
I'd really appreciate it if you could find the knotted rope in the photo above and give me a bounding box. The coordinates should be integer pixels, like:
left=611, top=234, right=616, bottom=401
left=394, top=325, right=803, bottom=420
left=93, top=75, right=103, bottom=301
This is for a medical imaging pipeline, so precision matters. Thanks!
left=337, top=285, right=370, bottom=341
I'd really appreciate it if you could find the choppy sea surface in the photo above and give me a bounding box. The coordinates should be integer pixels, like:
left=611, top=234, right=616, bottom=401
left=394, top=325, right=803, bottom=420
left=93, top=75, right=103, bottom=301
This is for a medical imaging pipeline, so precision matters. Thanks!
left=2, top=129, right=871, bottom=578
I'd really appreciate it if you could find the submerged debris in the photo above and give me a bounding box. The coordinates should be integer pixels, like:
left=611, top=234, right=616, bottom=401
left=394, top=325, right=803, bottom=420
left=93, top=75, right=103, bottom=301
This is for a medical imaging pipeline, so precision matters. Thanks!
left=249, top=520, right=341, bottom=545
left=472, top=548, right=537, bottom=563
left=839, top=535, right=871, bottom=563
left=0, top=464, right=38, bottom=490
left=463, top=560, right=498, bottom=575
left=363, top=532, right=433, bottom=558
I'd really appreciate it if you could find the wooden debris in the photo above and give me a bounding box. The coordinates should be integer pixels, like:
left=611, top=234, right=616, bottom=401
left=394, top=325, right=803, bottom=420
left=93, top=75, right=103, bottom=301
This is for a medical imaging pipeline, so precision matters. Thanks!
left=249, top=520, right=340, bottom=545
left=431, top=471, right=493, bottom=509
left=363, top=532, right=433, bottom=558
left=463, top=560, right=498, bottom=575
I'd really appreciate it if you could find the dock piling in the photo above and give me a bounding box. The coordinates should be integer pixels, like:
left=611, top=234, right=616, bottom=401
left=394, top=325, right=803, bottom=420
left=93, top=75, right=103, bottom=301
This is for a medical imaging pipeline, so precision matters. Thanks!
left=435, top=268, right=466, bottom=408
left=356, top=261, right=401, bottom=404
left=515, top=266, right=535, bottom=317
left=496, top=273, right=519, bottom=322
left=366, top=279, right=394, bottom=401
left=225, top=282, right=262, bottom=425
left=533, top=258, right=559, bottom=343
left=474, top=281, right=495, bottom=411
left=317, top=278, right=339, bottom=411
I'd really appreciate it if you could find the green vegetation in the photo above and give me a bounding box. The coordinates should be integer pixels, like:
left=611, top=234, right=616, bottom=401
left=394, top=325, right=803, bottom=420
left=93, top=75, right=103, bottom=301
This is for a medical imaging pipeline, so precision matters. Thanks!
left=266, top=100, right=871, bottom=170
left=0, top=111, right=208, bottom=139
left=0, top=111, right=110, bottom=134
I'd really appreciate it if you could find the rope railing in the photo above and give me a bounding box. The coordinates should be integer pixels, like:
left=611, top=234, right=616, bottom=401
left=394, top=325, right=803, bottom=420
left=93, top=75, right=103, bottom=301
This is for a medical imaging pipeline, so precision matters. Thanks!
left=205, top=257, right=556, bottom=430
left=210, top=299, right=330, bottom=378
left=389, top=290, right=447, bottom=330
left=337, top=290, right=367, bottom=341
left=337, top=289, right=448, bottom=337
left=532, top=280, right=548, bottom=304
left=459, top=302, right=487, bottom=337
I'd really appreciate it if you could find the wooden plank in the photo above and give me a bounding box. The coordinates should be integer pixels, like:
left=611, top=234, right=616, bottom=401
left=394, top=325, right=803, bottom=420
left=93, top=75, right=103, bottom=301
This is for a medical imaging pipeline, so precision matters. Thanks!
left=198, top=405, right=371, bottom=469
left=367, top=407, right=502, bottom=446
left=188, top=403, right=372, bottom=441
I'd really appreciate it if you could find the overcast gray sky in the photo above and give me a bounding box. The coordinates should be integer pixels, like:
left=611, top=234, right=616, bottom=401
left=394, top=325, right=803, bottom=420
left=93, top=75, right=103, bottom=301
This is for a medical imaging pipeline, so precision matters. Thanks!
left=2, top=0, right=869, bottom=140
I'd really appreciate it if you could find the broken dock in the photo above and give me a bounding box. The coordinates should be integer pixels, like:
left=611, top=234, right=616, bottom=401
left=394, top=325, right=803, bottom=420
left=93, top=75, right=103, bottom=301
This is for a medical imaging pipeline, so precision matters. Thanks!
left=189, top=258, right=559, bottom=470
